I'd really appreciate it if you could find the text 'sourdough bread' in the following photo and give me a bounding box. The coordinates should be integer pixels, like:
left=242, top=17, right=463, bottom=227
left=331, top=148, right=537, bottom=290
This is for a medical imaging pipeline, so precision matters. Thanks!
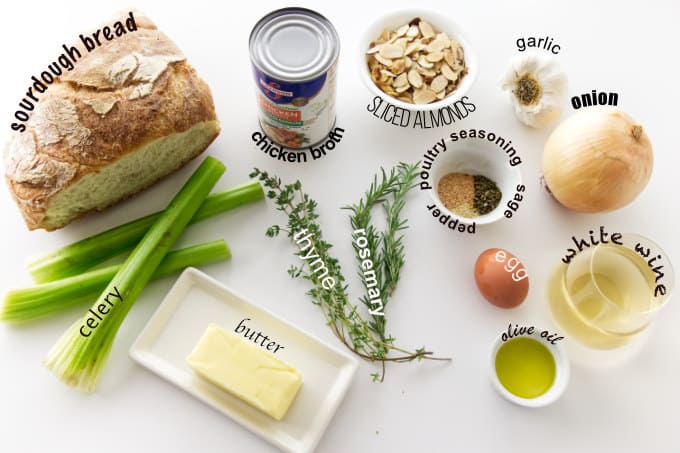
left=3, top=11, right=220, bottom=230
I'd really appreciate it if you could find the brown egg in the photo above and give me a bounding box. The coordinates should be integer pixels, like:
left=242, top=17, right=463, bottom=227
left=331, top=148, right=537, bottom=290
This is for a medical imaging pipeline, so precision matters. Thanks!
left=474, top=248, right=529, bottom=308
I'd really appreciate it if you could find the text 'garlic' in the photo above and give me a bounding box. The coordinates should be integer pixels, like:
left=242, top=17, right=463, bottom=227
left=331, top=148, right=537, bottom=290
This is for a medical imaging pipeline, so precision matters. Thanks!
left=498, top=50, right=567, bottom=128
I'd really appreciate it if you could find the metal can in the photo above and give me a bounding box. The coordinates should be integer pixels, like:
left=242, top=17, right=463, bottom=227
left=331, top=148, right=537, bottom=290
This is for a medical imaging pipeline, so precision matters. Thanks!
left=249, top=8, right=340, bottom=149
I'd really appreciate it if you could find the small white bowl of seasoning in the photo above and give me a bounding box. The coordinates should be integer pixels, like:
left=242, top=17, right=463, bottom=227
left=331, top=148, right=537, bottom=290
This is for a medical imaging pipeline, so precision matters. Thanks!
left=428, top=138, right=522, bottom=226
left=359, top=9, right=478, bottom=111
left=490, top=328, right=570, bottom=408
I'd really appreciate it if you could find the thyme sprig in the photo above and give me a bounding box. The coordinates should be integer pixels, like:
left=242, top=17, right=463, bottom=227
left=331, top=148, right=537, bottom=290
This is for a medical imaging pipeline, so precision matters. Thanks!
left=250, top=164, right=448, bottom=382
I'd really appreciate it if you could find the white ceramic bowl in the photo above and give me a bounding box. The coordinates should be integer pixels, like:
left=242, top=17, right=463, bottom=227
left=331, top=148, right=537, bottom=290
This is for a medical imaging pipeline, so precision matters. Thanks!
left=489, top=330, right=570, bottom=408
left=428, top=138, right=522, bottom=225
left=358, top=9, right=478, bottom=111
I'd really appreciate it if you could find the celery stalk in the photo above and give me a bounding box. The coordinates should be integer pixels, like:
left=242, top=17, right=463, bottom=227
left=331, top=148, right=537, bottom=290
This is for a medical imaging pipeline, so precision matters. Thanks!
left=45, top=156, right=225, bottom=392
left=28, top=180, right=263, bottom=283
left=3, top=240, right=230, bottom=323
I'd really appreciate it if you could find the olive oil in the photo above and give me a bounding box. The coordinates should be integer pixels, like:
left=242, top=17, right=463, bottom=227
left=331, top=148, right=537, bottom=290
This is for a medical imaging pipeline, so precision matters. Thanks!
left=495, top=337, right=556, bottom=399
left=548, top=243, right=657, bottom=349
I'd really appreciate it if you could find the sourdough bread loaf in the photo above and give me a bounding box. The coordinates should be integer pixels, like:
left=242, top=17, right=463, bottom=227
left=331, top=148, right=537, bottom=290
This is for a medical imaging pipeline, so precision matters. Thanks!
left=3, top=12, right=220, bottom=230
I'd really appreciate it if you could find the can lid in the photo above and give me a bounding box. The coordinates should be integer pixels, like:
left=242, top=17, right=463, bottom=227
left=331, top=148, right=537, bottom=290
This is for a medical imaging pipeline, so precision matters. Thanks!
left=250, top=8, right=340, bottom=82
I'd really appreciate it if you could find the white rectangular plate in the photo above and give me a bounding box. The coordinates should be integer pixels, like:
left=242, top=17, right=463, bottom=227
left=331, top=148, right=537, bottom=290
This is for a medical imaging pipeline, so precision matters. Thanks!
left=130, top=267, right=358, bottom=453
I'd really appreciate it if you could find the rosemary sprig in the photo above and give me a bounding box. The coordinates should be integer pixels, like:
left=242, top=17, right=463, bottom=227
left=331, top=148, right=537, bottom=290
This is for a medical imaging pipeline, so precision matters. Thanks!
left=250, top=164, right=448, bottom=382
left=344, top=162, right=418, bottom=340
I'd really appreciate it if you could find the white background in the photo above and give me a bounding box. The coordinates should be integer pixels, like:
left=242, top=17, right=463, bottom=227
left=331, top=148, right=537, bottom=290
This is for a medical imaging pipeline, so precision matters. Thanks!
left=1, top=0, right=678, bottom=452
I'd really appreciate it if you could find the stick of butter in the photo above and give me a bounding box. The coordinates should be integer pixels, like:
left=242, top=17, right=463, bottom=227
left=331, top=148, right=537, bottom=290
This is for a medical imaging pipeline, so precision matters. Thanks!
left=186, top=323, right=302, bottom=420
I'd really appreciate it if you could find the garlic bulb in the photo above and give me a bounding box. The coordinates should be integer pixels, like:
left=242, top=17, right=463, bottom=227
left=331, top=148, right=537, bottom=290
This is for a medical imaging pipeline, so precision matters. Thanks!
left=499, top=50, right=567, bottom=128
left=543, top=107, right=653, bottom=213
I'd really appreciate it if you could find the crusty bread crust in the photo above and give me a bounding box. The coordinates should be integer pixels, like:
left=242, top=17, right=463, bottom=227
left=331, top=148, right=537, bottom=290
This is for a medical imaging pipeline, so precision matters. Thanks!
left=3, top=12, right=219, bottom=230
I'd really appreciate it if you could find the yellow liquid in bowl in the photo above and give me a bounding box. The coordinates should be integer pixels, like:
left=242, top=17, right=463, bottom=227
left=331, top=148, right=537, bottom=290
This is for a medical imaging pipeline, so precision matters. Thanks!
left=547, top=244, right=655, bottom=349
left=495, top=337, right=556, bottom=399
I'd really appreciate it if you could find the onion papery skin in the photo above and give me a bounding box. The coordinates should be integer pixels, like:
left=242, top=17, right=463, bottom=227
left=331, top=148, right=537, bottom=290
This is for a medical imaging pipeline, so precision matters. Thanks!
left=542, top=107, right=653, bottom=213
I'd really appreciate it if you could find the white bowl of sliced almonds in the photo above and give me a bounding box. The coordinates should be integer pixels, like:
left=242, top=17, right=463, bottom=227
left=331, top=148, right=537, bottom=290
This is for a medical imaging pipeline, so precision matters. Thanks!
left=360, top=10, right=478, bottom=110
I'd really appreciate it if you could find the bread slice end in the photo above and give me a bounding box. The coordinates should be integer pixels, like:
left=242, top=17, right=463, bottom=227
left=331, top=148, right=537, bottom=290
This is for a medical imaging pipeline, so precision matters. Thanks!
left=37, top=120, right=220, bottom=230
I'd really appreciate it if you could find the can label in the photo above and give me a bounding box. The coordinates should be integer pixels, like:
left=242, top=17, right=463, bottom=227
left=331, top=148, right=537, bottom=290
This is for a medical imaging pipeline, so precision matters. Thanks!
left=253, top=63, right=337, bottom=149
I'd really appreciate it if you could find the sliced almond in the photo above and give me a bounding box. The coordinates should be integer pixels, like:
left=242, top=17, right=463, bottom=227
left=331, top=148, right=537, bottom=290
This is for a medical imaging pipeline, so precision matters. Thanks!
left=417, top=54, right=434, bottom=68
left=404, top=43, right=420, bottom=55
left=430, top=75, right=448, bottom=93
left=456, top=46, right=465, bottom=61
left=444, top=49, right=455, bottom=67
left=427, top=34, right=450, bottom=53
left=426, top=51, right=444, bottom=63
left=367, top=44, right=382, bottom=55
left=406, top=25, right=420, bottom=38
left=418, top=20, right=435, bottom=39
left=413, top=87, right=437, bottom=104
left=395, top=24, right=409, bottom=37
left=441, top=62, right=457, bottom=81
left=396, top=84, right=411, bottom=93
left=436, top=89, right=447, bottom=100
left=406, top=42, right=426, bottom=55
left=380, top=44, right=404, bottom=59
left=426, top=40, right=446, bottom=54
left=435, top=33, right=451, bottom=48
left=390, top=59, right=406, bottom=74
left=404, top=56, right=413, bottom=69
left=394, top=38, right=409, bottom=50
left=393, top=72, right=408, bottom=88
left=378, top=29, right=391, bottom=42
left=407, top=69, right=423, bottom=88
left=417, top=66, right=437, bottom=78
left=375, top=54, right=393, bottom=66
left=380, top=69, right=397, bottom=78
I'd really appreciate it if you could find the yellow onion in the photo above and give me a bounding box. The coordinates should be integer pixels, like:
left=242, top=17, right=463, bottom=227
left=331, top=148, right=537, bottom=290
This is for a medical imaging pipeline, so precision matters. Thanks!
left=543, top=107, right=653, bottom=213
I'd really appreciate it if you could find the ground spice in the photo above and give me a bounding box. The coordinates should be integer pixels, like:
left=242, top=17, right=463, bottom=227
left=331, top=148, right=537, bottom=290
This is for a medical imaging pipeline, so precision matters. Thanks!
left=437, top=172, right=502, bottom=218
left=437, top=173, right=476, bottom=218
left=473, top=175, right=502, bottom=215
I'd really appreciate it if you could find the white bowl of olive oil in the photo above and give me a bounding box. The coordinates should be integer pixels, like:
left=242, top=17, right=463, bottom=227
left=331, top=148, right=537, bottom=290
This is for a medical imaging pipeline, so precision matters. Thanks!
left=489, top=328, right=570, bottom=408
